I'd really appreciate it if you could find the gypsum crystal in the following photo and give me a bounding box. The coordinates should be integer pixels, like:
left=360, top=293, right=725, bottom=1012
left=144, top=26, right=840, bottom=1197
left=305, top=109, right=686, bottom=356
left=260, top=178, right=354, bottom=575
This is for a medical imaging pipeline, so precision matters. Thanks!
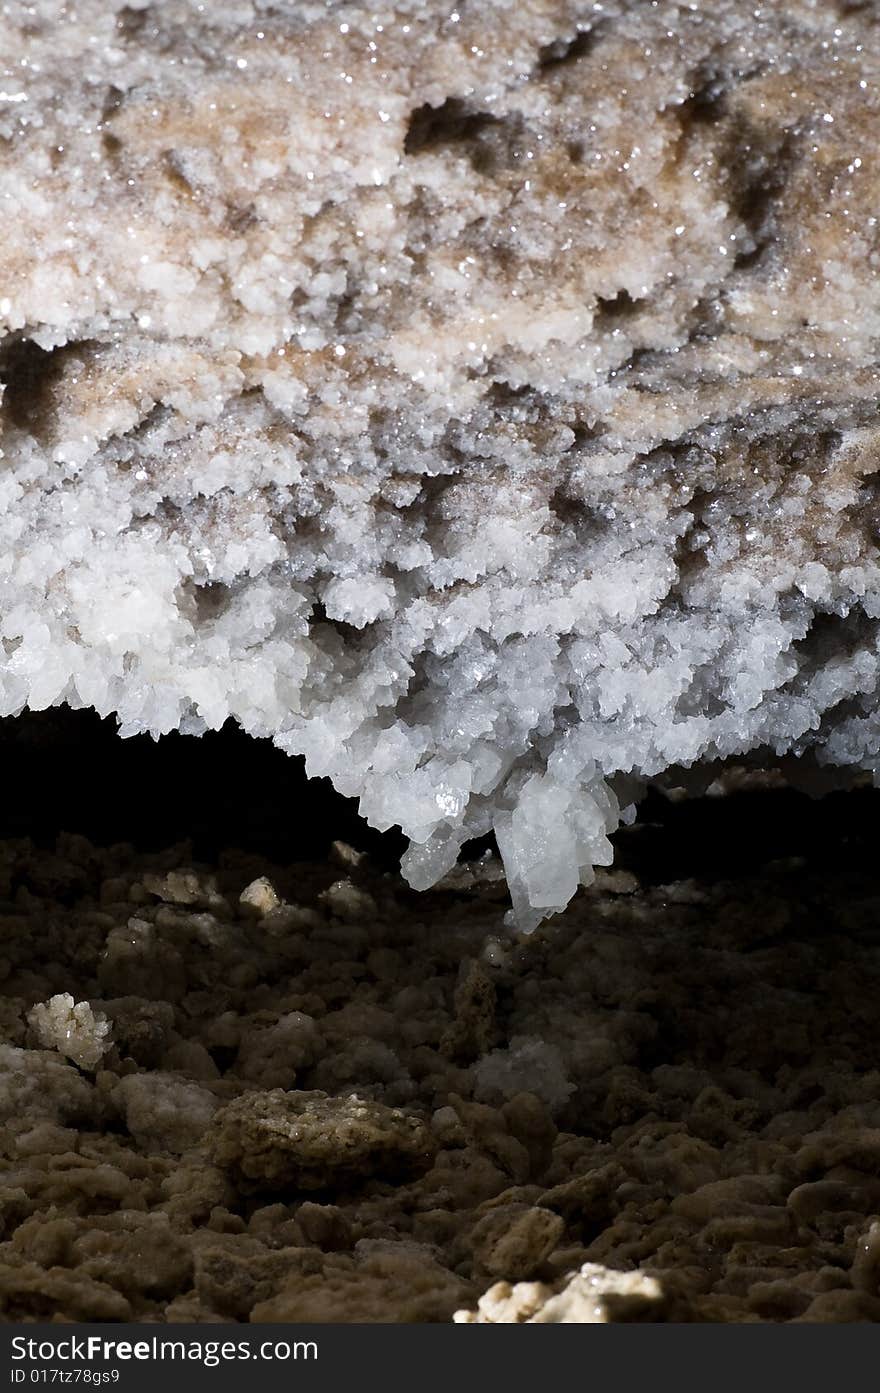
left=2, top=0, right=880, bottom=928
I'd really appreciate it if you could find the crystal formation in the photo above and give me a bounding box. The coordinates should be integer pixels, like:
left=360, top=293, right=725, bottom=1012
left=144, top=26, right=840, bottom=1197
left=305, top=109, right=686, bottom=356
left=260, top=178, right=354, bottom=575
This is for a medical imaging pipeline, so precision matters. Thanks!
left=2, top=1, right=879, bottom=925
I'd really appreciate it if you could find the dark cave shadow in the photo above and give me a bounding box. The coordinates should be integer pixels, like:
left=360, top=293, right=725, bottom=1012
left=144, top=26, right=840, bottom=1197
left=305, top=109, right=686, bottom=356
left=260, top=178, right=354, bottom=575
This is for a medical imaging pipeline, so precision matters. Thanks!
left=2, top=706, right=880, bottom=885
left=0, top=705, right=406, bottom=868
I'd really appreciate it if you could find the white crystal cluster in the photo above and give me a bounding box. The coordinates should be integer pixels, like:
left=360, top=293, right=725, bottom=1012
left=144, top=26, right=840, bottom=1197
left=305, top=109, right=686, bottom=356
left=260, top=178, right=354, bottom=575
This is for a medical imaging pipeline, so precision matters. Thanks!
left=26, top=992, right=112, bottom=1072
left=2, top=0, right=880, bottom=926
left=455, top=1262, right=665, bottom=1323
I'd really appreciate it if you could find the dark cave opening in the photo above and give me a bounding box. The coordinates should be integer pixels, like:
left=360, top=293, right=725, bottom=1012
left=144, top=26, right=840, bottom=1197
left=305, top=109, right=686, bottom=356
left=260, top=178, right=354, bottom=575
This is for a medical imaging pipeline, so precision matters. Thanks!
left=0, top=706, right=407, bottom=869
left=2, top=705, right=880, bottom=886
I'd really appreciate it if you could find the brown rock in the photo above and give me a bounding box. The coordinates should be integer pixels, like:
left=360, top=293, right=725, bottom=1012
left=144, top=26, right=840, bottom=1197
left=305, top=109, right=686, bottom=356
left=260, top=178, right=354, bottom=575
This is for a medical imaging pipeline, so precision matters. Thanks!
left=469, top=1204, right=565, bottom=1280
left=210, top=1089, right=436, bottom=1191
left=252, top=1247, right=471, bottom=1323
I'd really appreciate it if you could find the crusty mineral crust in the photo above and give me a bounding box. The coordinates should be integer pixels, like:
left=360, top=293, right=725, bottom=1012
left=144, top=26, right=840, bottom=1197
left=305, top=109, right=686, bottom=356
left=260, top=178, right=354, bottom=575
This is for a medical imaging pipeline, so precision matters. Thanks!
left=4, top=2, right=880, bottom=924
left=209, top=1088, right=437, bottom=1190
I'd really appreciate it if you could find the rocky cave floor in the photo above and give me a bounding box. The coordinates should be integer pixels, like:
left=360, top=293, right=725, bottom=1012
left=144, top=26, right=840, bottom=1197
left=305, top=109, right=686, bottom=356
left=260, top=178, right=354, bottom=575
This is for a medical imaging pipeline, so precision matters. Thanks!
left=4, top=727, right=880, bottom=1322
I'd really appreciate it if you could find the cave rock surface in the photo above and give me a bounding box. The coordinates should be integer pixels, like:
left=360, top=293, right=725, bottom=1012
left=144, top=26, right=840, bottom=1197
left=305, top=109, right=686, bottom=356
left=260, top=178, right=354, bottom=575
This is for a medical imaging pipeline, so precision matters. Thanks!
left=2, top=0, right=880, bottom=925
